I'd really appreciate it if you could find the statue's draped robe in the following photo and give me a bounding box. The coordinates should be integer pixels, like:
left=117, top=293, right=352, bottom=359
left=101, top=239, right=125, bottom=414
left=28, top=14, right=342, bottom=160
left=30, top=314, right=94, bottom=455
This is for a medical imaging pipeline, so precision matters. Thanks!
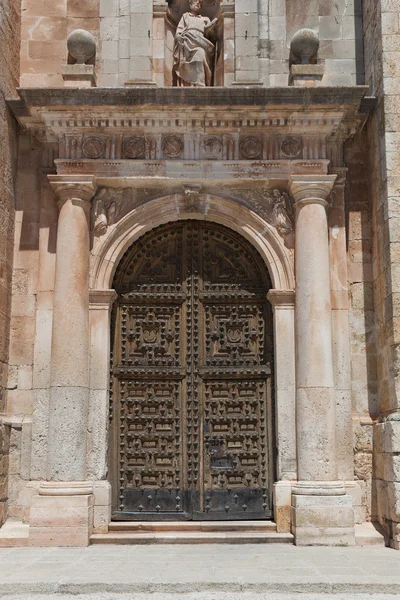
left=173, top=12, right=215, bottom=87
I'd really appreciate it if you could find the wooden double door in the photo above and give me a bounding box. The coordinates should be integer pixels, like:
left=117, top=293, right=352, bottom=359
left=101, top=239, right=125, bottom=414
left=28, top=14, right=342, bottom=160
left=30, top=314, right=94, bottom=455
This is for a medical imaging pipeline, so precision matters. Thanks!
left=110, top=221, right=274, bottom=520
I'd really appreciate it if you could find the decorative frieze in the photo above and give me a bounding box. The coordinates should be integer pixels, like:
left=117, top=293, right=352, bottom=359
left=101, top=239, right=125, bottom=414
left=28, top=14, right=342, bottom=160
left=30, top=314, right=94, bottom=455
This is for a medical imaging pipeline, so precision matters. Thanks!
left=59, top=132, right=325, bottom=162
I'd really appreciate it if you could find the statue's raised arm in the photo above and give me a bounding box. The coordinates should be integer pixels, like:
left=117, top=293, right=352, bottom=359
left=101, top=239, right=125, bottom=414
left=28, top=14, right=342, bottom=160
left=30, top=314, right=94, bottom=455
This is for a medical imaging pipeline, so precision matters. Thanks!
left=173, top=0, right=216, bottom=87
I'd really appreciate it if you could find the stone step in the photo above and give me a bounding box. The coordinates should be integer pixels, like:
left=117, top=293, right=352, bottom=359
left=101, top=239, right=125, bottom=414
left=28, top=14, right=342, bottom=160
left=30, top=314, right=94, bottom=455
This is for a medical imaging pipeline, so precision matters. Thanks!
left=0, top=520, right=29, bottom=548
left=108, top=520, right=278, bottom=533
left=355, top=522, right=386, bottom=547
left=90, top=530, right=293, bottom=545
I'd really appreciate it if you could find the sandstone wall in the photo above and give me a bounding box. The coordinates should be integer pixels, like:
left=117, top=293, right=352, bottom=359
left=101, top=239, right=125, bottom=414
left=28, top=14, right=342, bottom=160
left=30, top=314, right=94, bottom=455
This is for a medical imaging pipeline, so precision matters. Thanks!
left=268, top=0, right=364, bottom=86
left=19, top=0, right=364, bottom=87
left=20, top=0, right=100, bottom=87
left=363, top=0, right=400, bottom=549
left=0, top=0, right=21, bottom=526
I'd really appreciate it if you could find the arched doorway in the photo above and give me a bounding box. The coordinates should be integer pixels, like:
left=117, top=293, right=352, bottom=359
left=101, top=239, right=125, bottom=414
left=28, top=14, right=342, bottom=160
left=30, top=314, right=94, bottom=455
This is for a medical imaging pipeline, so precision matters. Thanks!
left=109, top=220, right=274, bottom=520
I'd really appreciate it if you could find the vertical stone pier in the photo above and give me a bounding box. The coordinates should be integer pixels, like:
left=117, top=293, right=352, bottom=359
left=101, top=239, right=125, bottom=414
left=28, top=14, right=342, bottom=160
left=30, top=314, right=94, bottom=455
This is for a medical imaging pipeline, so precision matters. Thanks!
left=30, top=175, right=97, bottom=547
left=289, top=175, right=355, bottom=546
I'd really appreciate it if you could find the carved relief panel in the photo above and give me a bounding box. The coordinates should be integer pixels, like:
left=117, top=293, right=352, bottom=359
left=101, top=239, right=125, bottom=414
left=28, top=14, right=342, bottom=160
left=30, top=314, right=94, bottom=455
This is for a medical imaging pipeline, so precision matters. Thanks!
left=111, top=220, right=273, bottom=520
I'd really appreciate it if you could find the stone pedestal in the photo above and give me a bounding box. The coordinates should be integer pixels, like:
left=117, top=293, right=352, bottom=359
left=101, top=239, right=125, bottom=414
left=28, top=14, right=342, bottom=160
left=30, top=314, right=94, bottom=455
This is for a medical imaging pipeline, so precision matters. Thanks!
left=289, top=175, right=355, bottom=546
left=29, top=482, right=94, bottom=547
left=62, top=65, right=97, bottom=88
left=289, top=64, right=324, bottom=87
left=291, top=482, right=355, bottom=546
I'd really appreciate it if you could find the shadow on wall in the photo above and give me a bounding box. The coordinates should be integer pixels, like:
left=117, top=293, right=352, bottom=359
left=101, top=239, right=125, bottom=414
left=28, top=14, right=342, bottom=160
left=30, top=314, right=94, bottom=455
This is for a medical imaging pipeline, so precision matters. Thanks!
left=344, top=131, right=377, bottom=525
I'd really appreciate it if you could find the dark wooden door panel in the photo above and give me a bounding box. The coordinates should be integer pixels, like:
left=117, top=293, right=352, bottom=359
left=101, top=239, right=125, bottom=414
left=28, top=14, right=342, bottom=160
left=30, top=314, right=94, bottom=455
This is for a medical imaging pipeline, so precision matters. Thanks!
left=111, top=221, right=273, bottom=520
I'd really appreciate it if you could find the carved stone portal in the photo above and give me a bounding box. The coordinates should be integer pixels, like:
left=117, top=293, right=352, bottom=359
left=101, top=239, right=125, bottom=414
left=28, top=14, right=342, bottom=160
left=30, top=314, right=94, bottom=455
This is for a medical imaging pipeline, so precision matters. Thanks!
left=110, top=220, right=273, bottom=519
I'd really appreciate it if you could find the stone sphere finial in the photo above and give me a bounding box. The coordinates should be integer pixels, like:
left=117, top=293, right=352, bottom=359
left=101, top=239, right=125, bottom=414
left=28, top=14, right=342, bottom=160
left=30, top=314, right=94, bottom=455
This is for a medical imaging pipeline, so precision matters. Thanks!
left=67, top=29, right=96, bottom=64
left=290, top=28, right=319, bottom=64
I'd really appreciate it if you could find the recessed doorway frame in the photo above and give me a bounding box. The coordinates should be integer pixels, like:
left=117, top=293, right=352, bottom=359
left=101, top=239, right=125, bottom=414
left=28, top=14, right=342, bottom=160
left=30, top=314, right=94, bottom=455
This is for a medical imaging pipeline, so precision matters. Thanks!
left=87, top=193, right=296, bottom=525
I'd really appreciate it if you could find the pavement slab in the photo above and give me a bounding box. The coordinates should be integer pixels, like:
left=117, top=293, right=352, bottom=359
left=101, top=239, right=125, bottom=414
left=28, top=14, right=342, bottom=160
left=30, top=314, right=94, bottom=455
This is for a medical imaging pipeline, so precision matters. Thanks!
left=2, top=596, right=400, bottom=600
left=0, top=545, right=399, bottom=597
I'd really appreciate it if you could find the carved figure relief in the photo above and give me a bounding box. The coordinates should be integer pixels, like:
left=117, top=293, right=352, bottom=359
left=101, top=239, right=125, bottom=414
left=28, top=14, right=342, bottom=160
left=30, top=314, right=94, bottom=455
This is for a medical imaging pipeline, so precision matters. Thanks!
left=92, top=188, right=134, bottom=236
left=111, top=221, right=273, bottom=519
left=173, top=0, right=218, bottom=87
left=92, top=187, right=160, bottom=236
left=234, top=188, right=295, bottom=242
left=183, top=184, right=202, bottom=212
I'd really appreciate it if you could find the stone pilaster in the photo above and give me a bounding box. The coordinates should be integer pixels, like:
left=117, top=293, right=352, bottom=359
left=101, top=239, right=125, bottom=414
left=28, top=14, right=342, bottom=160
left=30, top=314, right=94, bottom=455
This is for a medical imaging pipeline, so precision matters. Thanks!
left=231, top=0, right=261, bottom=86
left=85, top=289, right=116, bottom=537
left=268, top=290, right=296, bottom=535
left=29, top=176, right=97, bottom=548
left=267, top=290, right=296, bottom=481
left=329, top=170, right=353, bottom=483
left=289, top=175, right=355, bottom=546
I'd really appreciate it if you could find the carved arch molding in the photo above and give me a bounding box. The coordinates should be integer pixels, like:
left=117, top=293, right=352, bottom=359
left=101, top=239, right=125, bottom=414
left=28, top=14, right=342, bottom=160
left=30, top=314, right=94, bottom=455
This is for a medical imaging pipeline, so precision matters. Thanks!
left=110, top=220, right=274, bottom=520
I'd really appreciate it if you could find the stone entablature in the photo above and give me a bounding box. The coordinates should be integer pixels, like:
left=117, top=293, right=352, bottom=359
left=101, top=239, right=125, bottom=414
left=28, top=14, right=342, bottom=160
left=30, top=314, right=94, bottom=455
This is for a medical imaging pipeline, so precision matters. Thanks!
left=11, top=87, right=370, bottom=172
left=12, top=87, right=369, bottom=143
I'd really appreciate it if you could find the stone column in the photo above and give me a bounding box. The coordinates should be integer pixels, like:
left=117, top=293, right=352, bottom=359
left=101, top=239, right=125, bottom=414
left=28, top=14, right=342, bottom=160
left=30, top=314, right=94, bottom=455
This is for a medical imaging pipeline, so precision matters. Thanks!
left=268, top=290, right=296, bottom=534
left=289, top=175, right=355, bottom=546
left=29, top=175, right=97, bottom=547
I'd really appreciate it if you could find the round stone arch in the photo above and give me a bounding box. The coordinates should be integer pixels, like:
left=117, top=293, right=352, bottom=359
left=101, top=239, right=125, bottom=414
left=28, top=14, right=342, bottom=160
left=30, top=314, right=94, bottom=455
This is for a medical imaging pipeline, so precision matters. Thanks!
left=91, top=193, right=295, bottom=291
left=87, top=193, right=296, bottom=492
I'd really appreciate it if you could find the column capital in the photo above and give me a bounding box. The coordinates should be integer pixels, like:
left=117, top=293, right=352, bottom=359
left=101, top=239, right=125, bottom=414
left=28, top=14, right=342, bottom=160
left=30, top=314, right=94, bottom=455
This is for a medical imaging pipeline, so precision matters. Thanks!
left=48, top=175, right=97, bottom=206
left=267, top=289, right=295, bottom=309
left=289, top=174, right=337, bottom=207
left=89, top=289, right=118, bottom=310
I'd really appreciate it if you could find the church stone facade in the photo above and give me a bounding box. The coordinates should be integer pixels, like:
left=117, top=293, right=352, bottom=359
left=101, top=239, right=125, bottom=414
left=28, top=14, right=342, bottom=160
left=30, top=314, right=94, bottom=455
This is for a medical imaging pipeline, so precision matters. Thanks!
left=0, top=0, right=399, bottom=549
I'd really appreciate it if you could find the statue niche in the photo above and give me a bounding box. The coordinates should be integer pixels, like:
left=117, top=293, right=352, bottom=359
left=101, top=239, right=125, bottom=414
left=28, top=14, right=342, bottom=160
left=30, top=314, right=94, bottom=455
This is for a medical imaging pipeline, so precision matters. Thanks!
left=173, top=0, right=217, bottom=86
left=166, top=0, right=223, bottom=87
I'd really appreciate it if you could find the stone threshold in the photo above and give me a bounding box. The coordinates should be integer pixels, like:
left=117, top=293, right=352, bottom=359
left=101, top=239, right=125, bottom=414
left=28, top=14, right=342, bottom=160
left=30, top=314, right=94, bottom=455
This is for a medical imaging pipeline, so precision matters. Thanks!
left=0, top=520, right=385, bottom=547
left=92, top=520, right=293, bottom=545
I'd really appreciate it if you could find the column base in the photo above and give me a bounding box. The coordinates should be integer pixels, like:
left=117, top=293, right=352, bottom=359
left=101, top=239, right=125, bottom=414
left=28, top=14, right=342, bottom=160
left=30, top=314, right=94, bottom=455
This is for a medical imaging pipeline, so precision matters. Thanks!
left=29, top=482, right=94, bottom=547
left=292, top=482, right=355, bottom=546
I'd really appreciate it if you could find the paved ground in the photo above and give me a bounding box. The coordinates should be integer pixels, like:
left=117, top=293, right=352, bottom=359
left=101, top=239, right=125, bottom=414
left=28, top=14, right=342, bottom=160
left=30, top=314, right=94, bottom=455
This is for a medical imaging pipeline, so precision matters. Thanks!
left=0, top=544, right=399, bottom=597
left=2, top=595, right=400, bottom=600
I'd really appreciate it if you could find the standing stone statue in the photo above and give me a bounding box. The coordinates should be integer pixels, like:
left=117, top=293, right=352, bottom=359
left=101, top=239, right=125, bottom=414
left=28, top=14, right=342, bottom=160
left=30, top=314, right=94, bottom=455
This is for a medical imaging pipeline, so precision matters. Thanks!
left=173, top=0, right=218, bottom=87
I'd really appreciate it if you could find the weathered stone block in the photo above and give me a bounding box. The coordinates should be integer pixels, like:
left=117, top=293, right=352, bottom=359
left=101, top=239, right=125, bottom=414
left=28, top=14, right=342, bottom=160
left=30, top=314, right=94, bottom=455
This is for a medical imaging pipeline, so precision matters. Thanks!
left=29, top=526, right=91, bottom=547
left=293, top=526, right=356, bottom=546
left=383, top=420, right=400, bottom=453
left=292, top=506, right=355, bottom=528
